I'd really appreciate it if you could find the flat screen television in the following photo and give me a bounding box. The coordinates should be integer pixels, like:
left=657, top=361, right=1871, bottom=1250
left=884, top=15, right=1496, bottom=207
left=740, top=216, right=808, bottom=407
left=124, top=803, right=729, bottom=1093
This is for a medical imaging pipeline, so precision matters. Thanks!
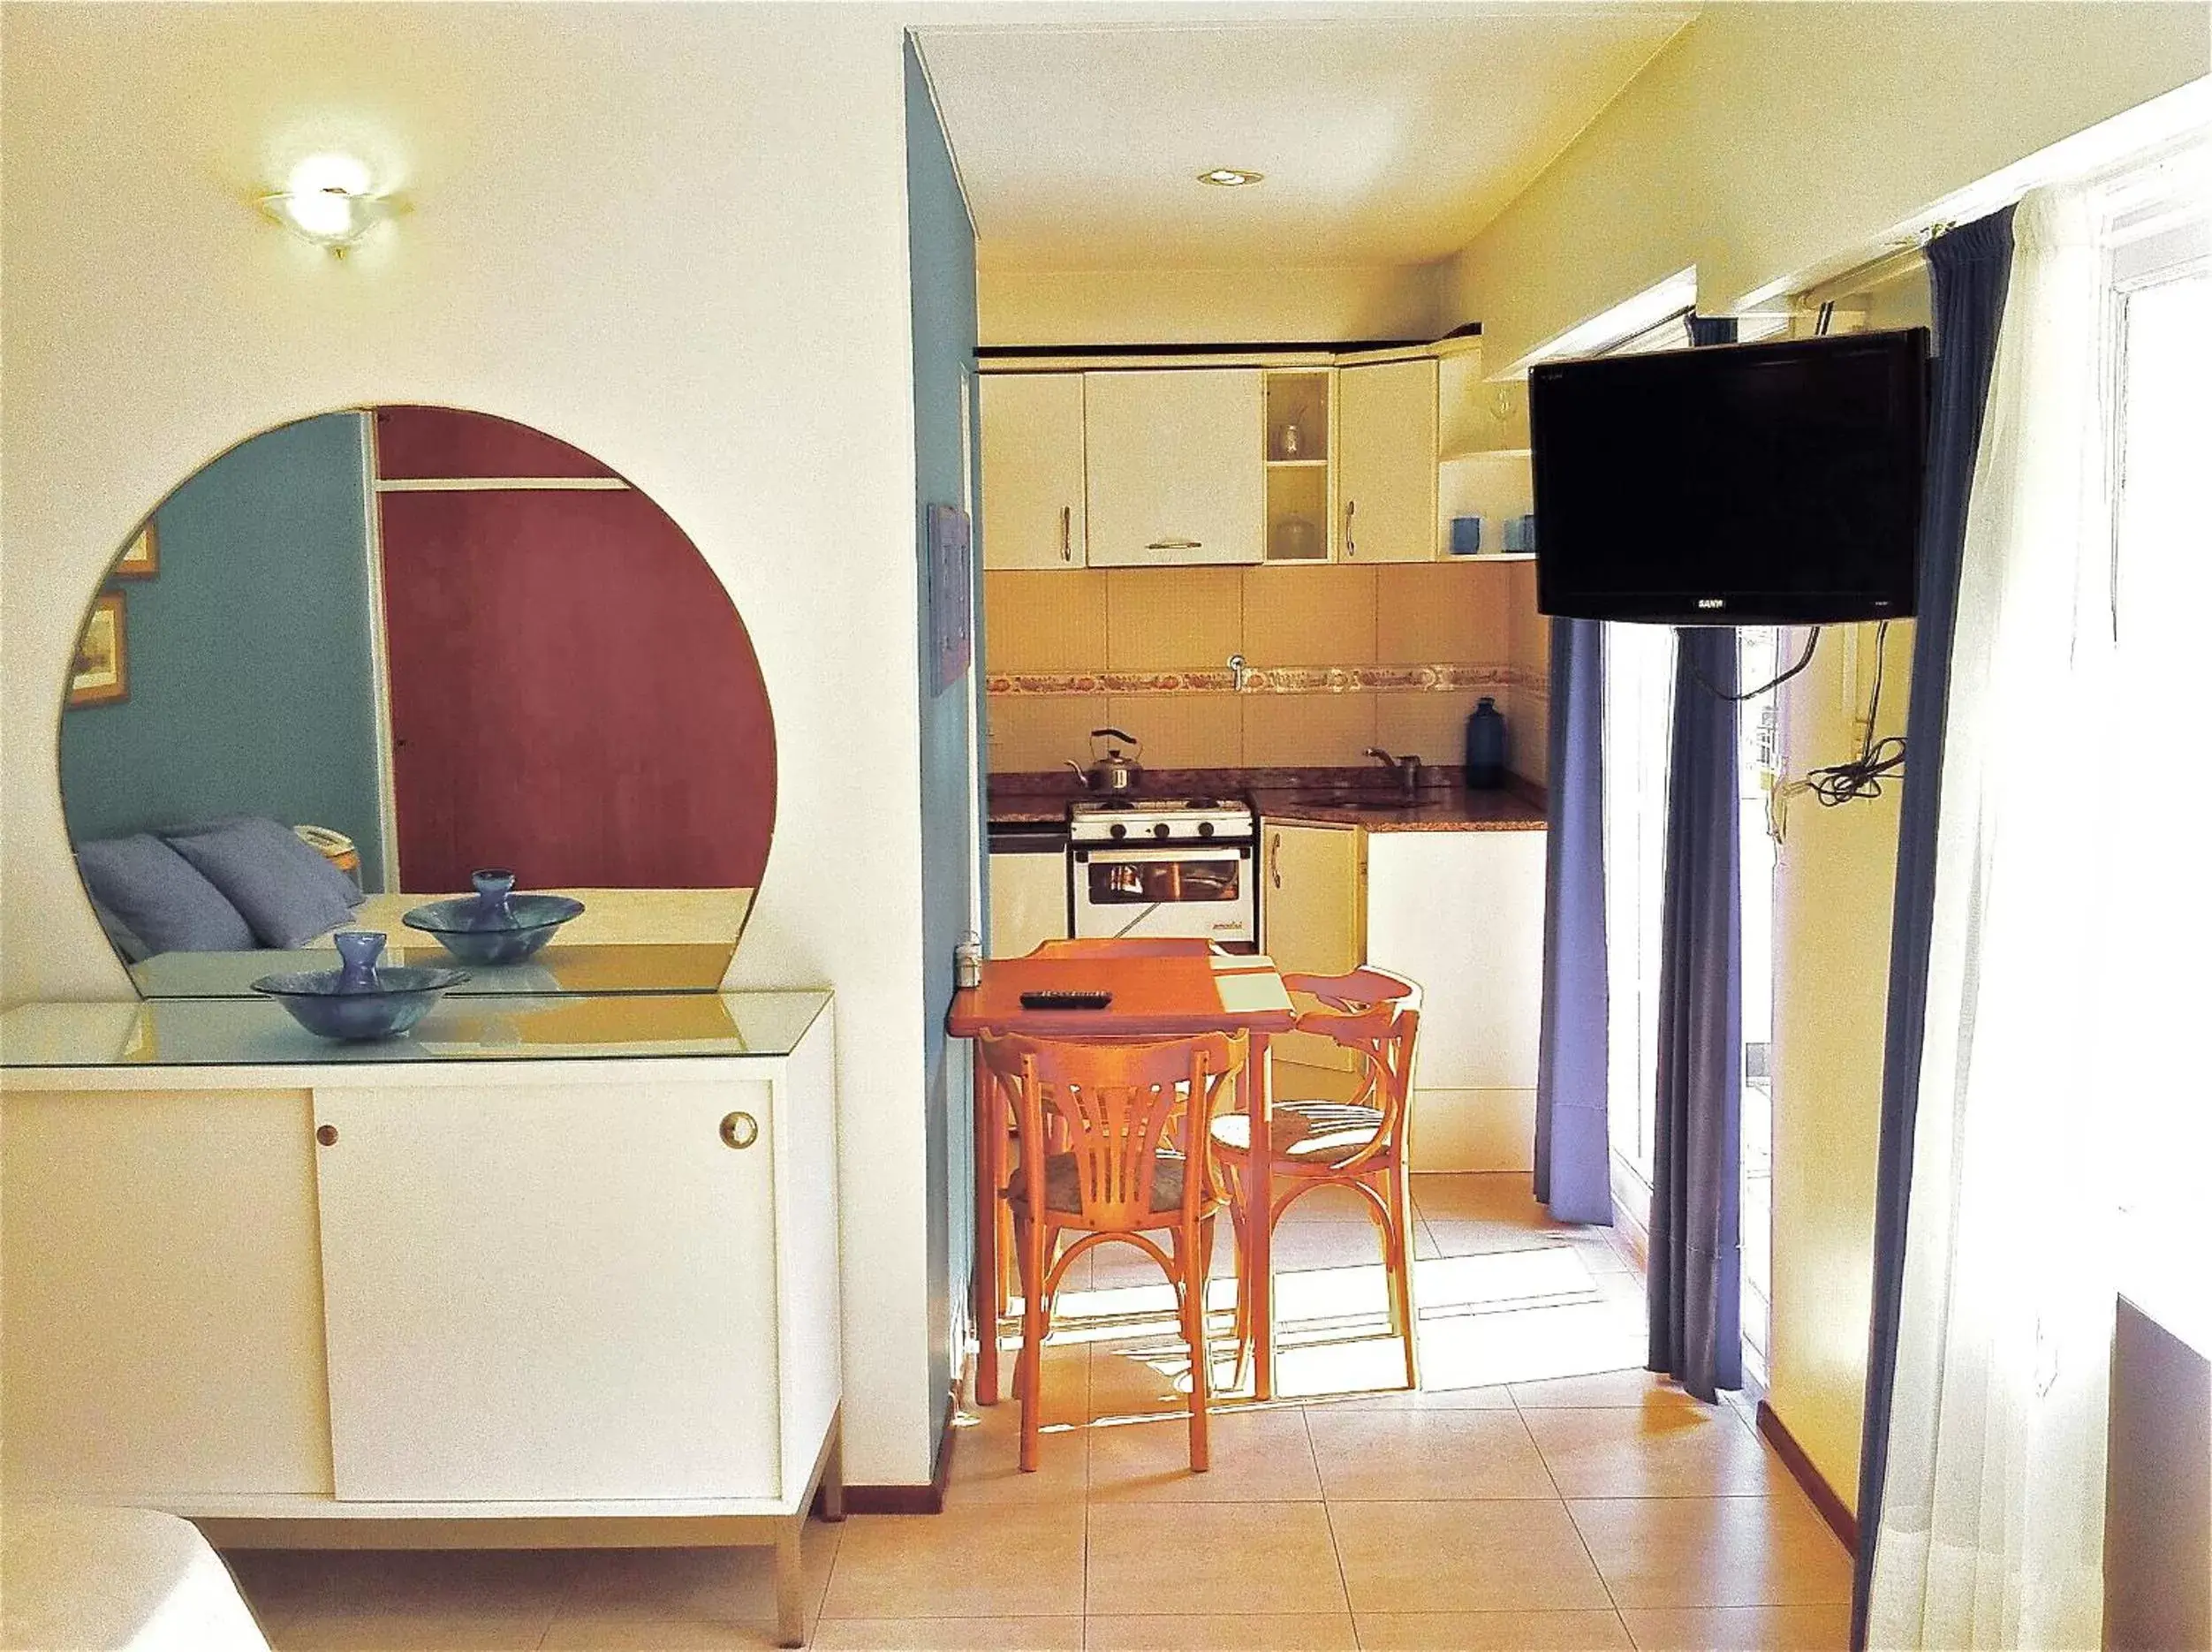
left=1528, top=329, right=1929, bottom=624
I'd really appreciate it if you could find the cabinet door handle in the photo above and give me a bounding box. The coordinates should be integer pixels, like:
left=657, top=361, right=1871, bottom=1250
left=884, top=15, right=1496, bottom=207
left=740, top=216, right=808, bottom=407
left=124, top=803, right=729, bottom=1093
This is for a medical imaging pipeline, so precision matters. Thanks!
left=721, top=1111, right=760, bottom=1150
left=1269, top=833, right=1282, bottom=890
left=1344, top=499, right=1357, bottom=559
left=1146, top=538, right=1203, bottom=551
left=1060, top=505, right=1072, bottom=562
left=315, top=1123, right=338, bottom=1147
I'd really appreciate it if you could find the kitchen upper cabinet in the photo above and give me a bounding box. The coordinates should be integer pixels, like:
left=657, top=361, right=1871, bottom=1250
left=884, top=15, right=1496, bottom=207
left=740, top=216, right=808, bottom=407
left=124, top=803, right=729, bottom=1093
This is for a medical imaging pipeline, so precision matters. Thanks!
left=1084, top=369, right=1264, bottom=567
left=1337, top=359, right=1439, bottom=564
left=981, top=373, right=1087, bottom=570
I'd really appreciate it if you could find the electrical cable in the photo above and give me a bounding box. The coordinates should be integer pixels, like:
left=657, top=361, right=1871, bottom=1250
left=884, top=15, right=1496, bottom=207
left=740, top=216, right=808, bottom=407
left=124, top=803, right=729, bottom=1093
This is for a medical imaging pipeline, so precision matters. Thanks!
left=1806, top=619, right=1906, bottom=805
left=1684, top=625, right=1822, bottom=701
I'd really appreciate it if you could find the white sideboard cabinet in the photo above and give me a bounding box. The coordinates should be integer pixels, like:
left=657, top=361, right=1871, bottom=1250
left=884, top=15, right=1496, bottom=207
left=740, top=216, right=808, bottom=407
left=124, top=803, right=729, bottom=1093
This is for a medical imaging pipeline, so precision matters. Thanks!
left=0, top=990, right=841, bottom=1647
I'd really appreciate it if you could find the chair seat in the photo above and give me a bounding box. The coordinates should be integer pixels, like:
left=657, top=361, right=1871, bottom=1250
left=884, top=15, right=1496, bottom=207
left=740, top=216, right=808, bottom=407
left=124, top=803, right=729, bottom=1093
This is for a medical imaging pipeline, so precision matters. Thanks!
left=1010, top=1148, right=1193, bottom=1216
left=1211, top=1098, right=1386, bottom=1167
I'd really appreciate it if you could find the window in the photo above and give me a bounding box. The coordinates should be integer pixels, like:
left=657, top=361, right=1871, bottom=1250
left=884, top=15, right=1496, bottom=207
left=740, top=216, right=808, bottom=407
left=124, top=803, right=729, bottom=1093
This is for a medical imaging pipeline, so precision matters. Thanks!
left=1602, top=622, right=1675, bottom=1200
left=2103, top=157, right=2208, bottom=1309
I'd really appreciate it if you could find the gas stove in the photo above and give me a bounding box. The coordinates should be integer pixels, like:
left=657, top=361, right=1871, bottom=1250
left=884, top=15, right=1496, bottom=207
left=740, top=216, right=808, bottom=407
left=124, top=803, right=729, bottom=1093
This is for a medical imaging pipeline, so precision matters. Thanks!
left=1067, top=795, right=1256, bottom=845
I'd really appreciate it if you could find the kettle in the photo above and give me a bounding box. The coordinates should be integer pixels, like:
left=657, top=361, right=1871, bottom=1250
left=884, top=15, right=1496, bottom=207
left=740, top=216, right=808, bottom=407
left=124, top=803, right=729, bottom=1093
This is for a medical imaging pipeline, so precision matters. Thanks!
left=1068, top=728, right=1144, bottom=793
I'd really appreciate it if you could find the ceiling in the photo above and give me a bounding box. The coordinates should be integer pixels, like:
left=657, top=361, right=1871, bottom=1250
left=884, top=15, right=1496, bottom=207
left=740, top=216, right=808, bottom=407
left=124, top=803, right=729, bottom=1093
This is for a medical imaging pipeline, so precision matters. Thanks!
left=915, top=5, right=1698, bottom=273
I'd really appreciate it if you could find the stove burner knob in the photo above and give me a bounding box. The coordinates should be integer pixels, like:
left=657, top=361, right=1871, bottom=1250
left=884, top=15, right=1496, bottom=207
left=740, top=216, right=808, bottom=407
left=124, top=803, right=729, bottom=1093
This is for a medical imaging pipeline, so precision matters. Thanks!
left=1153, top=822, right=1172, bottom=840
left=1197, top=820, right=1215, bottom=838
left=1109, top=822, right=1127, bottom=840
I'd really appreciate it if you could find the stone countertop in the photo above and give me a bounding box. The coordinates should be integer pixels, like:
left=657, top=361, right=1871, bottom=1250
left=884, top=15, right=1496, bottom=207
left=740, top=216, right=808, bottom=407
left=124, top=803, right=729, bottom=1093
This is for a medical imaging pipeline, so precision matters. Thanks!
left=988, top=768, right=1547, bottom=834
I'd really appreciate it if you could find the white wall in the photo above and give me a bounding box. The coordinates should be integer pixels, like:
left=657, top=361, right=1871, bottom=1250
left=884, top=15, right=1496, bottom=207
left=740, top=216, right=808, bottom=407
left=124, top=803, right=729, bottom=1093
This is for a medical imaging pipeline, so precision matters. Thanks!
left=1, top=3, right=939, bottom=1484
left=980, top=261, right=1446, bottom=347
left=1444, top=2, right=2209, bottom=368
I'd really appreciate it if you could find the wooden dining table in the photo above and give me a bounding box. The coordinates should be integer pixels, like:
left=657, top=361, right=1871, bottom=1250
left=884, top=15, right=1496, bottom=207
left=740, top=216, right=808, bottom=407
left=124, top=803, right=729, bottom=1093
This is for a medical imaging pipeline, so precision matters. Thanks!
left=944, top=940, right=1299, bottom=1406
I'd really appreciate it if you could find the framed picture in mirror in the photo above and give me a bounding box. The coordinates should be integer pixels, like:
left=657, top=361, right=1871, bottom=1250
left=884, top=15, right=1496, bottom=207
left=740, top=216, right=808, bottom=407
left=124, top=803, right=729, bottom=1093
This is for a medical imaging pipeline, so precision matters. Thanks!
left=69, top=592, right=128, bottom=708
left=115, top=523, right=159, bottom=579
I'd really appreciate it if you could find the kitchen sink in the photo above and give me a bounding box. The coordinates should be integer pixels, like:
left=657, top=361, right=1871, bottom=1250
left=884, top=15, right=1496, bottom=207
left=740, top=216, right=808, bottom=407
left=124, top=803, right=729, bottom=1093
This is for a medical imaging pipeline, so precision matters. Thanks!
left=1291, top=793, right=1421, bottom=812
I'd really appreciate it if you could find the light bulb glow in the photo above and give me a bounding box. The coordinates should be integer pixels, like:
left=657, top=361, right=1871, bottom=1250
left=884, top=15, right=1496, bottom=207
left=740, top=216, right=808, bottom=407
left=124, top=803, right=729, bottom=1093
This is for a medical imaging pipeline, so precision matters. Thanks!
left=1197, top=168, right=1264, bottom=187
left=262, top=153, right=388, bottom=253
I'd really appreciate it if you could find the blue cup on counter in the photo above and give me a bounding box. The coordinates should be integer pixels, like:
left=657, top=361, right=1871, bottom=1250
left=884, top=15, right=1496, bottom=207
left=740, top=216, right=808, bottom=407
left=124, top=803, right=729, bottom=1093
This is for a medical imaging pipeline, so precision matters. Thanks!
left=1503, top=513, right=1538, bottom=554
left=1448, top=515, right=1483, bottom=557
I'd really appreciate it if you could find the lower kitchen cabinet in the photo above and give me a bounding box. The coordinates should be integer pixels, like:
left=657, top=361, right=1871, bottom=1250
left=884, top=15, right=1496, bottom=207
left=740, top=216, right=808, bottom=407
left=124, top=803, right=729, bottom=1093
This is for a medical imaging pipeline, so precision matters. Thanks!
left=1261, top=821, right=1366, bottom=1076
left=987, top=830, right=1069, bottom=957
left=1366, top=830, right=1547, bottom=1171
left=1260, top=820, right=1364, bottom=975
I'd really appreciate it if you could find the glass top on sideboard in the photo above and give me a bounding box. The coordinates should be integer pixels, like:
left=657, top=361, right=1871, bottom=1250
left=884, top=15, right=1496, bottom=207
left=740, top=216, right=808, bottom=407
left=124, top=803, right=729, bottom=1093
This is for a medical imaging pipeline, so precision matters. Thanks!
left=128, top=939, right=738, bottom=1000
left=0, top=991, right=830, bottom=1070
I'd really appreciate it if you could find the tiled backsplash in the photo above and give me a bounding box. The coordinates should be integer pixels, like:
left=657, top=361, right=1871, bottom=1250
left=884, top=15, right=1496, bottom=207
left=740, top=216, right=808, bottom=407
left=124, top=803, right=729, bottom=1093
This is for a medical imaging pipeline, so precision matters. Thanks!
left=986, top=561, right=1553, bottom=780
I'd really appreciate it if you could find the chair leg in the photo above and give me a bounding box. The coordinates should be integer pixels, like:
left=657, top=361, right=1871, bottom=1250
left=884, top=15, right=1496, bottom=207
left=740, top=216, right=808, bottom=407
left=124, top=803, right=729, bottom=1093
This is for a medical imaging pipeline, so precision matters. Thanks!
left=1186, top=1212, right=1214, bottom=1473
left=1014, top=1211, right=1049, bottom=1472
left=1384, top=1165, right=1420, bottom=1391
left=1223, top=1164, right=1251, bottom=1374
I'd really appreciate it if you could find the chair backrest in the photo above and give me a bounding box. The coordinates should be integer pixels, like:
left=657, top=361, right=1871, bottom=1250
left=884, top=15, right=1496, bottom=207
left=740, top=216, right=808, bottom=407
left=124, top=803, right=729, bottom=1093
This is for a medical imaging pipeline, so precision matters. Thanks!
left=979, top=1029, right=1248, bottom=1229
left=1281, top=967, right=1421, bottom=1168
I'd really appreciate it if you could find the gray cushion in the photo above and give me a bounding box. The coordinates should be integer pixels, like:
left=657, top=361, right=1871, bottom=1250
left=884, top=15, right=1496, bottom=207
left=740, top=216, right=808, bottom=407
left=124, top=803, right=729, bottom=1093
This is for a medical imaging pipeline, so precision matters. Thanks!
left=75, top=835, right=256, bottom=956
left=161, top=817, right=361, bottom=949
left=1011, top=1149, right=1192, bottom=1216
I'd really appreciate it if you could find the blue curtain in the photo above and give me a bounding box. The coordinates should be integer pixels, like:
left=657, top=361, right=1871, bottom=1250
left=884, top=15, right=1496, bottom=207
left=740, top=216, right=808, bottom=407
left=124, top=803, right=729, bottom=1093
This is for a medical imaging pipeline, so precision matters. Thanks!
left=1850, top=208, right=2016, bottom=1652
left=1645, top=313, right=1745, bottom=1403
left=1534, top=618, right=1613, bottom=1224
left=1646, top=625, right=1743, bottom=1400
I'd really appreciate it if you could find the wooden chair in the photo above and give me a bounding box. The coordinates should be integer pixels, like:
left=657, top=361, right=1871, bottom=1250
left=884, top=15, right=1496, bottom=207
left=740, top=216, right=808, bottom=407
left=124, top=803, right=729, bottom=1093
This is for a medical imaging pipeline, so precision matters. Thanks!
left=978, top=1028, right=1248, bottom=1472
left=1210, top=966, right=1422, bottom=1390
left=984, top=936, right=1213, bottom=1323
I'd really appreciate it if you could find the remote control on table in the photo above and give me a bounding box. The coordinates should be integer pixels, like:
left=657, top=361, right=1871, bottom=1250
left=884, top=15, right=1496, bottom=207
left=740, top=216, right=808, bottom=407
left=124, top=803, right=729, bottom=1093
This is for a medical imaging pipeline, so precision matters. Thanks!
left=1019, top=989, right=1113, bottom=1010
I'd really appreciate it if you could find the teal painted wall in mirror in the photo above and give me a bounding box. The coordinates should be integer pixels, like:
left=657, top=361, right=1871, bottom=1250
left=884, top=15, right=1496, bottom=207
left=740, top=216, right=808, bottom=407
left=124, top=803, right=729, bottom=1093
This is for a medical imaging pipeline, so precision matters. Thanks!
left=59, top=413, right=388, bottom=887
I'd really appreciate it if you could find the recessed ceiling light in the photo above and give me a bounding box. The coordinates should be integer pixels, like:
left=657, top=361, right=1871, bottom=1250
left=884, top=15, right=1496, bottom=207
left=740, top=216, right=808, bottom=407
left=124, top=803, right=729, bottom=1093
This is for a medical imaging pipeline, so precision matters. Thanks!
left=1196, top=168, right=1264, bottom=188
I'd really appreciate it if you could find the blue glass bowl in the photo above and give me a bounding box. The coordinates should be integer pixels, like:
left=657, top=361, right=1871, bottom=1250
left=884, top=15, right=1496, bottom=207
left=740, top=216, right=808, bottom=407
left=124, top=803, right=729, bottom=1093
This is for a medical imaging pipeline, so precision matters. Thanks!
left=253, top=932, right=470, bottom=1042
left=402, top=869, right=586, bottom=966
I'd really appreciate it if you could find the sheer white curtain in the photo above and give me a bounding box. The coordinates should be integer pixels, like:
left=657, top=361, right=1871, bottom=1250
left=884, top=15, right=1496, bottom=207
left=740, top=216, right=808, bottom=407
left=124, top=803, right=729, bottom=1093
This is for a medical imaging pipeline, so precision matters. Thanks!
left=1866, top=181, right=2125, bottom=1650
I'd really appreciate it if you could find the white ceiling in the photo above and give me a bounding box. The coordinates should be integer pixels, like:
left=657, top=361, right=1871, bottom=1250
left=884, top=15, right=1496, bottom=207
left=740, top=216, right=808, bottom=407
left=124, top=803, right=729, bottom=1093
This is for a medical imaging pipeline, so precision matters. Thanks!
left=915, top=5, right=1698, bottom=273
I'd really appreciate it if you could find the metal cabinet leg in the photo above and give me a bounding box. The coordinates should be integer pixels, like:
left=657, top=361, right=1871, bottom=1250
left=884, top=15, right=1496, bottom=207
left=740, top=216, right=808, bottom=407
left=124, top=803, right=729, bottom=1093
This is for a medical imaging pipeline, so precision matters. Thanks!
left=773, top=1522, right=806, bottom=1648
left=820, top=1421, right=845, bottom=1522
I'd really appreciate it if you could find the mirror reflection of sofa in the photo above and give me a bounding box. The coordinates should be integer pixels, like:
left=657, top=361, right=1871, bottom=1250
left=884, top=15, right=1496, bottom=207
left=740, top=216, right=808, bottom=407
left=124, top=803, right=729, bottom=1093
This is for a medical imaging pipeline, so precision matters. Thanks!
left=58, top=407, right=776, bottom=997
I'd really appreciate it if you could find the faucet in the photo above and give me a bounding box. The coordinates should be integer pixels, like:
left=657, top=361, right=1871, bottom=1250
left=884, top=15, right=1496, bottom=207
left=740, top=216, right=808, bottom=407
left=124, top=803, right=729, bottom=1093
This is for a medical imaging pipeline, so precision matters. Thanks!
left=1365, top=747, right=1422, bottom=797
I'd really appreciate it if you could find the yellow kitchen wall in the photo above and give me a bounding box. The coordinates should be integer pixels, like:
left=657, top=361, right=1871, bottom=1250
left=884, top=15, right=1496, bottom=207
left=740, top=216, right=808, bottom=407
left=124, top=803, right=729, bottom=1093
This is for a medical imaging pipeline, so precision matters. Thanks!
left=985, top=561, right=1541, bottom=777
left=1764, top=267, right=1931, bottom=1509
left=1443, top=2, right=2208, bottom=368
left=0, top=3, right=942, bottom=1488
left=1438, top=0, right=2202, bottom=1516
left=980, top=262, right=1449, bottom=348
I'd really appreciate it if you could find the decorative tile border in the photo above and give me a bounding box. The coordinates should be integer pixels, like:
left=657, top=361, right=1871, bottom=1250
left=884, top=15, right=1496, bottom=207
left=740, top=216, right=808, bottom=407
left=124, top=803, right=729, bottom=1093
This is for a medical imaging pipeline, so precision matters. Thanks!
left=987, top=663, right=1534, bottom=697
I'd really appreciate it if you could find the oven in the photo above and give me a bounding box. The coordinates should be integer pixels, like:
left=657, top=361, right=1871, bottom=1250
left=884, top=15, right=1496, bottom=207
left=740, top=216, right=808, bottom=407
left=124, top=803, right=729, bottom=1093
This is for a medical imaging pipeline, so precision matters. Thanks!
left=1066, top=799, right=1259, bottom=950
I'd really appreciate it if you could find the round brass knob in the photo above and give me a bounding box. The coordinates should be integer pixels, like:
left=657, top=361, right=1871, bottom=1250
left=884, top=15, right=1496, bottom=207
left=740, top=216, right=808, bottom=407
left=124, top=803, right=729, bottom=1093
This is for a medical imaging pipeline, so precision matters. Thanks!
left=720, top=1111, right=759, bottom=1150
left=315, top=1124, right=338, bottom=1147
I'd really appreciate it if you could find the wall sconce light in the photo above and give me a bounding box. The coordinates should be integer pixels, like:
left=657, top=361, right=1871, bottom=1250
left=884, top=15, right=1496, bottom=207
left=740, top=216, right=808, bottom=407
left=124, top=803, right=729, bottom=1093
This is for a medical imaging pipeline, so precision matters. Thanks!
left=260, top=154, right=393, bottom=255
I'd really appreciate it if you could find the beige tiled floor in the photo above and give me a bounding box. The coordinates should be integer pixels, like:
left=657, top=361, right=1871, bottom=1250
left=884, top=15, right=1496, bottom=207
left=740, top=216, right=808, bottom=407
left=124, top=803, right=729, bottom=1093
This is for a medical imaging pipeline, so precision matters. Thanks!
left=224, top=1175, right=1851, bottom=1651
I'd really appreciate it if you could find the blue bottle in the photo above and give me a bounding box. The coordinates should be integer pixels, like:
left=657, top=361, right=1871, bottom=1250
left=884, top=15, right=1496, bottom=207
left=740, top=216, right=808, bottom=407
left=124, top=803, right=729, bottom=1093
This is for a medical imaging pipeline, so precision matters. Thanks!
left=1464, top=696, right=1507, bottom=790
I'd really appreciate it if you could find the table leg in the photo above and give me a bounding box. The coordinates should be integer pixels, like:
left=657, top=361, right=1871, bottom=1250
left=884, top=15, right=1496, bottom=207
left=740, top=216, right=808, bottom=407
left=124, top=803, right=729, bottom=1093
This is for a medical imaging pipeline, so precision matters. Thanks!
left=972, top=1040, right=1001, bottom=1407
left=1248, top=1031, right=1275, bottom=1401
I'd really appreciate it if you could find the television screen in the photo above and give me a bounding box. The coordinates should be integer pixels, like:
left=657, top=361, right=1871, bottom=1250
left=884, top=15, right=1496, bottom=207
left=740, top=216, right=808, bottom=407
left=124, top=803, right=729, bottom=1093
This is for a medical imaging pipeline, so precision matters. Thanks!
left=1529, top=329, right=1928, bottom=624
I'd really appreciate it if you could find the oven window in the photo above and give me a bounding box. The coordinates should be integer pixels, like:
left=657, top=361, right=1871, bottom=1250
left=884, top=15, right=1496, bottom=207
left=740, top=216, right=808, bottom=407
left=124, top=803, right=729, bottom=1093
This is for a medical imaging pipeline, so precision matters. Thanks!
left=1086, top=859, right=1244, bottom=905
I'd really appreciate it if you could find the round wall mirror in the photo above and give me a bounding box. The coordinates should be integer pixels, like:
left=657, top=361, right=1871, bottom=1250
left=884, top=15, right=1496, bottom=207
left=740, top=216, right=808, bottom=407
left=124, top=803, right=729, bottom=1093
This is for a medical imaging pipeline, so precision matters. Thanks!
left=60, top=406, right=775, bottom=997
